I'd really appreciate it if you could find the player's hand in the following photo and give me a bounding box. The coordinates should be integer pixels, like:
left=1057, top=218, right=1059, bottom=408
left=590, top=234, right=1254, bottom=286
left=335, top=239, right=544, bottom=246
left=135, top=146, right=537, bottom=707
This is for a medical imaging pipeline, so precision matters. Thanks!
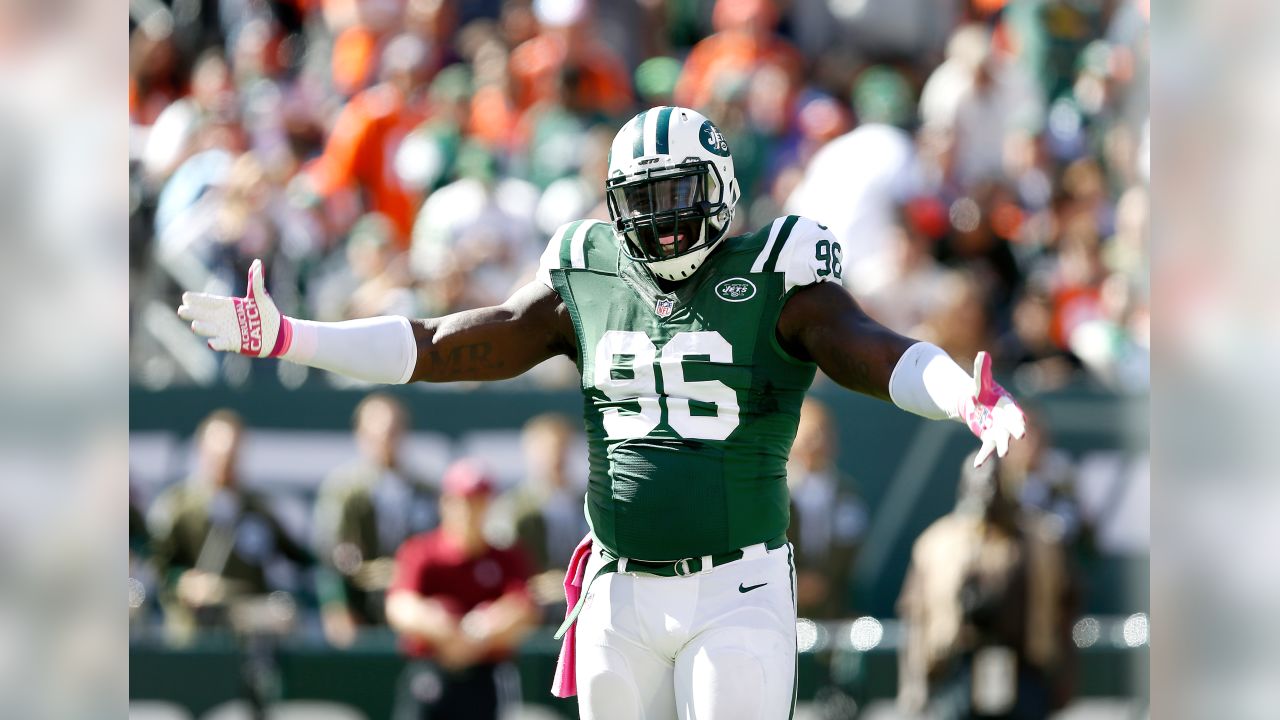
left=960, top=351, right=1026, bottom=467
left=177, top=259, right=288, bottom=357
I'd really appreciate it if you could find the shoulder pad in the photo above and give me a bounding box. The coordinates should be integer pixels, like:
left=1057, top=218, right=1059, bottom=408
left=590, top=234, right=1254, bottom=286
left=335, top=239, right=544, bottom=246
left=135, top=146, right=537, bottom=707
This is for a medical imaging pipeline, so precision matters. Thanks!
left=749, top=215, right=845, bottom=292
left=535, top=219, right=616, bottom=288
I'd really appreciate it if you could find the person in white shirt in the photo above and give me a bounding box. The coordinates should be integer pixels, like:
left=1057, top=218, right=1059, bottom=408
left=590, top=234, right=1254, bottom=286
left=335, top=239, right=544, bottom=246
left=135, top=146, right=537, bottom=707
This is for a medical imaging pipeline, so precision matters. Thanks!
left=919, top=24, right=1043, bottom=187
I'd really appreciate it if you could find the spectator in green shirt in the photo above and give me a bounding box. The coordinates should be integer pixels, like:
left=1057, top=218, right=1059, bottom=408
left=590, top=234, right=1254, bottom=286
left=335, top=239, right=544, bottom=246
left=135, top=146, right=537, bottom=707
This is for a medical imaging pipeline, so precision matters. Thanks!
left=312, top=393, right=440, bottom=646
left=148, top=410, right=312, bottom=638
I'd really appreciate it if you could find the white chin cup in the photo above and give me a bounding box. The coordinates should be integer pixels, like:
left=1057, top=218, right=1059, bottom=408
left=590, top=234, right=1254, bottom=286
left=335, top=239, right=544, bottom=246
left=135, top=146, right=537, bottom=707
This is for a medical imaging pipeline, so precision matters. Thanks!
left=646, top=234, right=723, bottom=281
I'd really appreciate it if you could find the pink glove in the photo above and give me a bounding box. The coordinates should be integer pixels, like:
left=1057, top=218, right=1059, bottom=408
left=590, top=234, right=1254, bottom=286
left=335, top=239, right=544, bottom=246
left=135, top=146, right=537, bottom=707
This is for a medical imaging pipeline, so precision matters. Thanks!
left=178, top=259, right=293, bottom=358
left=959, top=352, right=1027, bottom=467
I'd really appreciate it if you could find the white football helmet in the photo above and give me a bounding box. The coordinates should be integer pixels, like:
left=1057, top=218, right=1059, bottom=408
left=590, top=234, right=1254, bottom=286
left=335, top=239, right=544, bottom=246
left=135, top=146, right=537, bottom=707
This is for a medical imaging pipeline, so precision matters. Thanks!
left=606, top=107, right=740, bottom=281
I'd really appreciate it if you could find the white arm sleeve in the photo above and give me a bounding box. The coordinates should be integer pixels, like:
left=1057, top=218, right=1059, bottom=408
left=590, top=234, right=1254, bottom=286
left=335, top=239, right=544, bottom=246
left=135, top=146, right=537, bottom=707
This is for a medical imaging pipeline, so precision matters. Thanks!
left=281, top=316, right=418, bottom=385
left=888, top=342, right=973, bottom=421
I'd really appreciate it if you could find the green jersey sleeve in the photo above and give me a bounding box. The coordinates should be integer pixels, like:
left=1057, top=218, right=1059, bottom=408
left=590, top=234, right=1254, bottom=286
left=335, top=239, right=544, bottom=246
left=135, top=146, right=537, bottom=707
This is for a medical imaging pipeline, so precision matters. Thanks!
left=749, top=215, right=845, bottom=292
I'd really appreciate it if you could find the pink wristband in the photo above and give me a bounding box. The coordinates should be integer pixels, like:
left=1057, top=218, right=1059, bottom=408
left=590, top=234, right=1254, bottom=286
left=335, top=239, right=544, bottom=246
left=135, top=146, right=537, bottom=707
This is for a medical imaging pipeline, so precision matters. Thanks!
left=269, top=316, right=294, bottom=358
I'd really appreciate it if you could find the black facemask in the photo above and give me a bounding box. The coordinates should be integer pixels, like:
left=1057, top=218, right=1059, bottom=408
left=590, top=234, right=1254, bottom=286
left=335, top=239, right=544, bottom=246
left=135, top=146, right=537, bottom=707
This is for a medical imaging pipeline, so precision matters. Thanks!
left=607, top=163, right=722, bottom=263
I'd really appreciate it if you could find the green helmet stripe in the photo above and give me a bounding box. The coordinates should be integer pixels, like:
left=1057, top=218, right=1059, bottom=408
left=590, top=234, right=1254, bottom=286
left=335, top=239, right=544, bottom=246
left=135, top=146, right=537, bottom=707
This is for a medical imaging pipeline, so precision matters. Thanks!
left=631, top=110, right=648, bottom=158
left=762, top=216, right=800, bottom=273
left=654, top=106, right=672, bottom=155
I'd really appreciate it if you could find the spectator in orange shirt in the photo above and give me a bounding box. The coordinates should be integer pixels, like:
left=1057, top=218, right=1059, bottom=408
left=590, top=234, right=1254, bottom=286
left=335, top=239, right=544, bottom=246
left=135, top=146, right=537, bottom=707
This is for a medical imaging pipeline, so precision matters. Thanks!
left=305, top=33, right=434, bottom=247
left=673, top=0, right=804, bottom=112
left=461, top=21, right=521, bottom=151
left=330, top=24, right=380, bottom=96
left=508, top=0, right=633, bottom=120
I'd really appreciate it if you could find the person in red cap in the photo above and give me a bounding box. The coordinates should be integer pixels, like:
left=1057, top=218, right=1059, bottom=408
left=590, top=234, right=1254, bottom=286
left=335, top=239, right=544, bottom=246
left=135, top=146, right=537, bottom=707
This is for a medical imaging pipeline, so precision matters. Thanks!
left=385, top=459, right=537, bottom=720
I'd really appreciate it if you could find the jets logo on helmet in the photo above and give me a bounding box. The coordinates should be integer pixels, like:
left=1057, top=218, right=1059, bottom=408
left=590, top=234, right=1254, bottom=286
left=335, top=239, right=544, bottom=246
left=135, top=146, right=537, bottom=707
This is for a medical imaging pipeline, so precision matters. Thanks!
left=606, top=107, right=741, bottom=281
left=699, top=120, right=731, bottom=157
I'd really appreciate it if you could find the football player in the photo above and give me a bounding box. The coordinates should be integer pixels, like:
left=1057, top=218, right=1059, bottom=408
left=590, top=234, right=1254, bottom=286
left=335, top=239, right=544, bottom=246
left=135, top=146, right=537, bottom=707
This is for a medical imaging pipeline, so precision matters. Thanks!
left=179, top=106, right=1025, bottom=719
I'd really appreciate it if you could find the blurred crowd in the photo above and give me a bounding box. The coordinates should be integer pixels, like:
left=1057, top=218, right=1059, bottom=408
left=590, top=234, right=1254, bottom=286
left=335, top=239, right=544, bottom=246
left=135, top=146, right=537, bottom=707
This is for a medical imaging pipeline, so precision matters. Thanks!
left=129, top=0, right=1149, bottom=396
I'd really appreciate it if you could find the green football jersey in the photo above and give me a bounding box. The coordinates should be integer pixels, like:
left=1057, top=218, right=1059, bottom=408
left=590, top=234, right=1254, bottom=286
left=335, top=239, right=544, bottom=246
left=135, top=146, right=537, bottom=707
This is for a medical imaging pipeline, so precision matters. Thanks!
left=537, top=215, right=845, bottom=560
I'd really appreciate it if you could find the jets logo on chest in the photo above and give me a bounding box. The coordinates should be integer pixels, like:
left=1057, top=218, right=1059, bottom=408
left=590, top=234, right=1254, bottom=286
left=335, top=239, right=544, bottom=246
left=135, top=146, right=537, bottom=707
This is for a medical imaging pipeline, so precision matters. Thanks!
left=654, top=295, right=675, bottom=318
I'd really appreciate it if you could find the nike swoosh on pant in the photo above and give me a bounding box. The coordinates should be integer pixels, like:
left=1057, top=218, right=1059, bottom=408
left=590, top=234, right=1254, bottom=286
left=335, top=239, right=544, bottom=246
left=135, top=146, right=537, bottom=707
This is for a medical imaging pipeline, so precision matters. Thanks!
left=738, top=582, right=767, bottom=593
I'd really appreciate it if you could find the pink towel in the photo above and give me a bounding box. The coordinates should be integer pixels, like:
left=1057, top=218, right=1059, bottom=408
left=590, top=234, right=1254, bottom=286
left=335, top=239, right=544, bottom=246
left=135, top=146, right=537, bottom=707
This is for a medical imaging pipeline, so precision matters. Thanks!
left=551, top=533, right=594, bottom=698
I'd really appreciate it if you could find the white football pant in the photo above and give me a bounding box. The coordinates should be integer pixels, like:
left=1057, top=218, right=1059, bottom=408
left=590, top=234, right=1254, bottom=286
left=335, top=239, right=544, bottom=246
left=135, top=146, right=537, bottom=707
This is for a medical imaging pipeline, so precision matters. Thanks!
left=574, top=540, right=798, bottom=720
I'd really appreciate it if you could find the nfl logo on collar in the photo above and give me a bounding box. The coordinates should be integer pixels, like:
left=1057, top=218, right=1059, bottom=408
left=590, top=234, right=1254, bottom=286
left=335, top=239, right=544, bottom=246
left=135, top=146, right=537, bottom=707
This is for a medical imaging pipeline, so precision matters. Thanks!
left=655, top=297, right=675, bottom=318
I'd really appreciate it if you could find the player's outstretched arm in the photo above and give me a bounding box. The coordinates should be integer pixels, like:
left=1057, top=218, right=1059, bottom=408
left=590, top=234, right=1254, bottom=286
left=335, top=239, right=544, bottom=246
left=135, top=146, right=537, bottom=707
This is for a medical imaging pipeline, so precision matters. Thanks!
left=777, top=282, right=1025, bottom=465
left=406, top=280, right=576, bottom=382
left=178, top=259, right=575, bottom=385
